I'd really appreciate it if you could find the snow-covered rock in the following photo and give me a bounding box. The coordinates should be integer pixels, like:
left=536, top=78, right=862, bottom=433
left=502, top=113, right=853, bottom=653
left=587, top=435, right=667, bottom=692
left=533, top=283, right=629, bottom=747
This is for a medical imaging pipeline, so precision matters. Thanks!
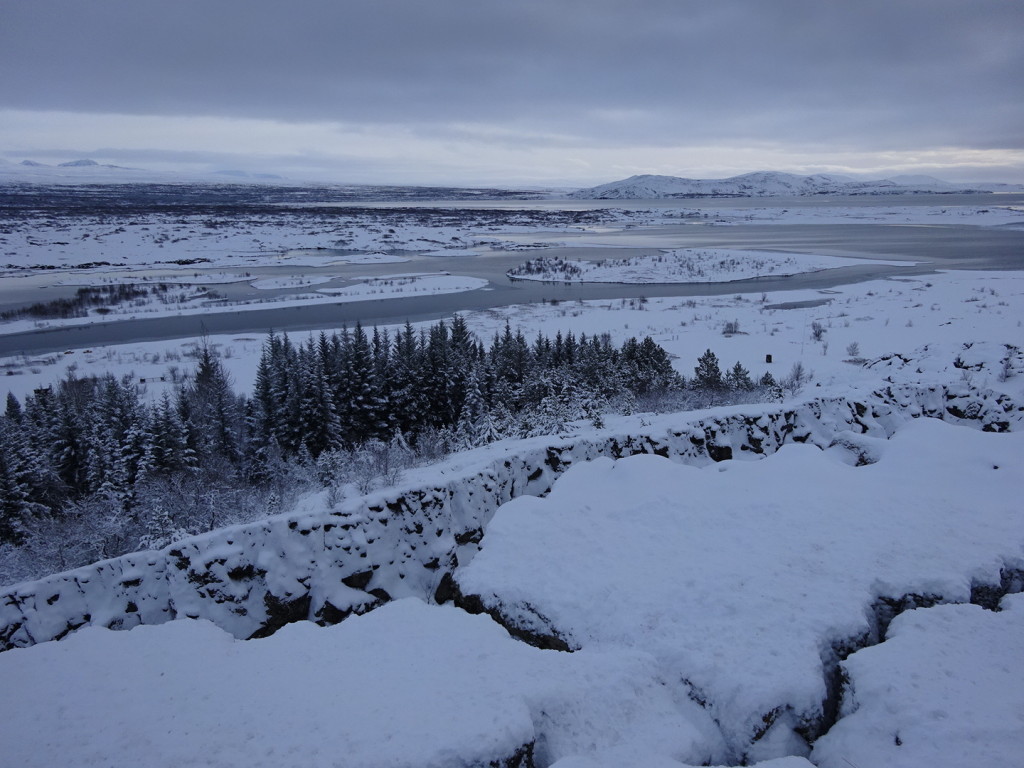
left=812, top=594, right=1024, bottom=768
left=0, top=385, right=1021, bottom=765
left=453, top=417, right=1024, bottom=759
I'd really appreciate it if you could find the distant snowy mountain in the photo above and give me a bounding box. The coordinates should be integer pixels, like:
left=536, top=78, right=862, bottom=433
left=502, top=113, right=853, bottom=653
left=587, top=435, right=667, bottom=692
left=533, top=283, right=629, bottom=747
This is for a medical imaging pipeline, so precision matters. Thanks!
left=570, top=171, right=1006, bottom=198
left=58, top=158, right=101, bottom=167
left=0, top=158, right=286, bottom=185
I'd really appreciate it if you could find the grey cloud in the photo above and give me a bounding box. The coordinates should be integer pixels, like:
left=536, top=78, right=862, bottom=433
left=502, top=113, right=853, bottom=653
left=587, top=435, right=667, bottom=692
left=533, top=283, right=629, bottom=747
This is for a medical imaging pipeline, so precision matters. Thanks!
left=1, top=1, right=1022, bottom=155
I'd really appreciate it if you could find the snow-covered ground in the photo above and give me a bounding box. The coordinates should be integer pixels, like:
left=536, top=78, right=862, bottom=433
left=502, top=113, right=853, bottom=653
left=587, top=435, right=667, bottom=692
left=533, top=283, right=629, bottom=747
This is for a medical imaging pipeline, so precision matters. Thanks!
left=455, top=418, right=1024, bottom=760
left=507, top=248, right=909, bottom=284
left=702, top=202, right=1024, bottom=227
left=0, top=208, right=592, bottom=271
left=2, top=269, right=1022, bottom=407
left=1, top=403, right=1020, bottom=767
left=0, top=598, right=727, bottom=768
left=3, top=200, right=1022, bottom=276
left=0, top=272, right=491, bottom=336
left=811, top=594, right=1024, bottom=768
left=2, top=191, right=1023, bottom=768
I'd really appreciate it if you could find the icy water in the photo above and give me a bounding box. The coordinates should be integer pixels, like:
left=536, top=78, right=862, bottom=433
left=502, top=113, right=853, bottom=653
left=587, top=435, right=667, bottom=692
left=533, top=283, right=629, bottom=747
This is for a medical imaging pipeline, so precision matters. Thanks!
left=1, top=196, right=1022, bottom=356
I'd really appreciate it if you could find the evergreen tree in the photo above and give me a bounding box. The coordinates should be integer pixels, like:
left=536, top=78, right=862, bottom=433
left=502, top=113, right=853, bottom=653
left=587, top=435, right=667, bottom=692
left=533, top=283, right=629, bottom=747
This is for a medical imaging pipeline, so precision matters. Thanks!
left=0, top=416, right=49, bottom=544
left=693, top=349, right=726, bottom=391
left=389, top=322, right=426, bottom=436
left=726, top=361, right=755, bottom=391
left=149, top=393, right=195, bottom=475
left=183, top=345, right=243, bottom=466
left=296, top=336, right=341, bottom=456
left=5, top=392, right=22, bottom=423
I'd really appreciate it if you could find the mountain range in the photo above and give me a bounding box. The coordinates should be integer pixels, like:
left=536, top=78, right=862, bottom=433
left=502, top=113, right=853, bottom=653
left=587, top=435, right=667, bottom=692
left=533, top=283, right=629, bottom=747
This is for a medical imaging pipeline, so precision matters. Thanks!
left=2, top=159, right=1022, bottom=196
left=569, top=171, right=1024, bottom=198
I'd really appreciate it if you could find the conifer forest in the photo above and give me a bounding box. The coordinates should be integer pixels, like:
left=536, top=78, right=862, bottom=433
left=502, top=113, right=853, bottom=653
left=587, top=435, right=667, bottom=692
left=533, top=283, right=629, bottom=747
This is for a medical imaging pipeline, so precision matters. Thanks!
left=0, top=316, right=777, bottom=583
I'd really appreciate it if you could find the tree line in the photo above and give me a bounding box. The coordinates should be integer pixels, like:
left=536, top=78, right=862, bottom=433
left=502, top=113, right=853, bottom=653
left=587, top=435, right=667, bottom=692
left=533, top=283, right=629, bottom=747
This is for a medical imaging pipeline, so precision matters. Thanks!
left=0, top=317, right=785, bottom=584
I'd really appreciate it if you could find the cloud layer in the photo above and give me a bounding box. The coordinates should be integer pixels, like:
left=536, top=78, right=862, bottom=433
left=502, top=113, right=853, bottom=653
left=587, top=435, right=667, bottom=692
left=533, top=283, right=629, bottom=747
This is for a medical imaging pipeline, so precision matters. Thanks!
left=2, top=1, right=1022, bottom=184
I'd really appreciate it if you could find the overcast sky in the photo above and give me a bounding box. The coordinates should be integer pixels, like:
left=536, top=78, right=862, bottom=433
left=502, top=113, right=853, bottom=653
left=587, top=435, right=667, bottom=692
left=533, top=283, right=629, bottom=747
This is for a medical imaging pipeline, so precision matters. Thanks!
left=1, top=1, right=1022, bottom=186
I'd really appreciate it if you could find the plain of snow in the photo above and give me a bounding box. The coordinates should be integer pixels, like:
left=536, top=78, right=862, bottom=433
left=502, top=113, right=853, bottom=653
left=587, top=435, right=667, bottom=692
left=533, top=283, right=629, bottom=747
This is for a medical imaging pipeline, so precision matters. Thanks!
left=0, top=210, right=569, bottom=271
left=2, top=201, right=1022, bottom=276
left=570, top=171, right=1024, bottom=199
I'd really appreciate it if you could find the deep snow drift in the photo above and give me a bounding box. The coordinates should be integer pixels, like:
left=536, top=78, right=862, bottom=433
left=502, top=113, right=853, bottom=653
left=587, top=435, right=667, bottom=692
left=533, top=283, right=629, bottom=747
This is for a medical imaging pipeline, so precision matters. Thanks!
left=811, top=594, right=1024, bottom=768
left=454, top=418, right=1024, bottom=760
left=0, top=599, right=726, bottom=768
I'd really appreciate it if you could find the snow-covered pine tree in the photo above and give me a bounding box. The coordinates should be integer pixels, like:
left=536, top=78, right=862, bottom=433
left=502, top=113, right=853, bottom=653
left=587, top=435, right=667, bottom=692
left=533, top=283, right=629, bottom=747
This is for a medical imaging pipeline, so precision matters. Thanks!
left=693, top=349, right=726, bottom=391
left=726, top=361, right=755, bottom=391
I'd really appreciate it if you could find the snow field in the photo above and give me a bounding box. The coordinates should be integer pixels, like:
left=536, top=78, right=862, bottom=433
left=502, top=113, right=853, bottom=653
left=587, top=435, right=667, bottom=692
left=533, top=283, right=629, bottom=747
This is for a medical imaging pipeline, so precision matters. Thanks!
left=0, top=273, right=490, bottom=335
left=454, top=418, right=1024, bottom=760
left=2, top=197, right=1023, bottom=766
left=1, top=405, right=1020, bottom=767
left=507, top=248, right=909, bottom=284
left=0, top=598, right=726, bottom=768
left=316, top=273, right=488, bottom=297
left=811, top=594, right=1024, bottom=768
left=0, top=215, right=453, bottom=270
left=570, top=171, right=1024, bottom=202
left=461, top=270, right=1024, bottom=403
left=2, top=270, right=1021, bottom=408
left=0, top=207, right=597, bottom=272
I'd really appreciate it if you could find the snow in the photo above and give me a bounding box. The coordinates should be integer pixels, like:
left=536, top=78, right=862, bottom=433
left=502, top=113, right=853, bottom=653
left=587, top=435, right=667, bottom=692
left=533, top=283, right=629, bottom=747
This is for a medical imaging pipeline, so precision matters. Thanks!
left=459, top=270, right=1024, bottom=408
left=54, top=272, right=253, bottom=286
left=455, top=418, right=1024, bottom=757
left=317, top=273, right=488, bottom=298
left=0, top=598, right=725, bottom=767
left=811, top=594, right=1024, bottom=768
left=507, top=248, right=910, bottom=284
left=704, top=202, right=1024, bottom=227
left=0, top=273, right=490, bottom=336
left=249, top=274, right=336, bottom=289
left=2, top=188, right=1024, bottom=766
left=3, top=397, right=1019, bottom=764
left=334, top=251, right=411, bottom=264
left=0, top=209, right=548, bottom=272
left=2, top=268, right=1022, bottom=407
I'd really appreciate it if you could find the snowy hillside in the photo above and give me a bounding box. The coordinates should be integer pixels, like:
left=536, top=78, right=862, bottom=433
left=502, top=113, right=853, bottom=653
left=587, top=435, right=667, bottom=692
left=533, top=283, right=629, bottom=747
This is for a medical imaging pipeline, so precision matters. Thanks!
left=569, top=171, right=1013, bottom=198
